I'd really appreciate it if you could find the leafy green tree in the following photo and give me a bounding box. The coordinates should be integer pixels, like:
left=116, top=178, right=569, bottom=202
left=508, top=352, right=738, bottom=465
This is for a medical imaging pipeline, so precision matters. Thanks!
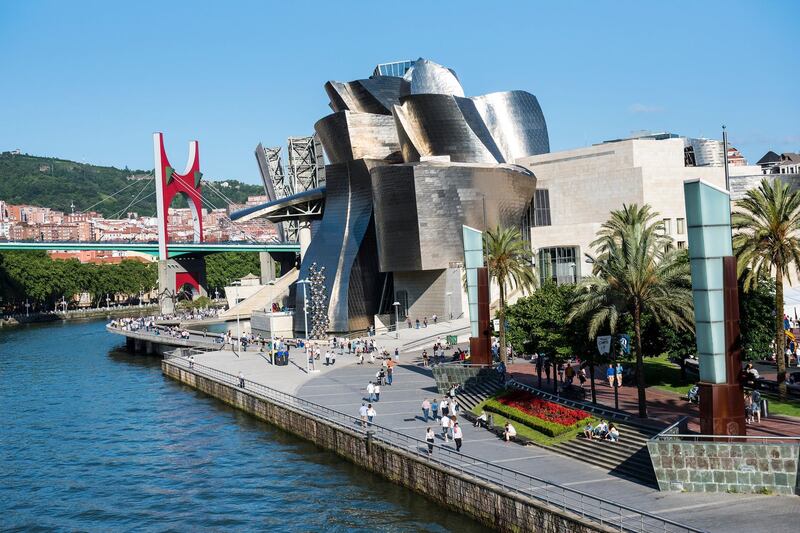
left=484, top=226, right=536, bottom=364
left=569, top=204, right=694, bottom=418
left=733, top=178, right=800, bottom=399
left=739, top=277, right=776, bottom=361
left=205, top=252, right=261, bottom=292
left=506, top=282, right=576, bottom=359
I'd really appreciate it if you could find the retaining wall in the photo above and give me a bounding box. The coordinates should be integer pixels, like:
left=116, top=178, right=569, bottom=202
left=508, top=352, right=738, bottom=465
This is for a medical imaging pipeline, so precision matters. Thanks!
left=647, top=439, right=800, bottom=495
left=162, top=361, right=613, bottom=533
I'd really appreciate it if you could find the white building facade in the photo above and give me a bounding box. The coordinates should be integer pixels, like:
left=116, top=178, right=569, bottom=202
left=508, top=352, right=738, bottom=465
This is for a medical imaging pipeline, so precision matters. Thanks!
left=515, top=138, right=761, bottom=285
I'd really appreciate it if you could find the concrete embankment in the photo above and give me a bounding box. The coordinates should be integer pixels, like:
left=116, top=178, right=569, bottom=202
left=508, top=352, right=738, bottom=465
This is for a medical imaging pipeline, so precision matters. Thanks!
left=1, top=305, right=160, bottom=328
left=162, top=359, right=613, bottom=533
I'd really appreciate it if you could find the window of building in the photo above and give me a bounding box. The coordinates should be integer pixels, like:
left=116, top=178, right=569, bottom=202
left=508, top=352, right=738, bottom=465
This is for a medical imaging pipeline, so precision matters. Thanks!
left=677, top=240, right=686, bottom=249
left=676, top=218, right=685, bottom=234
left=537, top=246, right=578, bottom=286
left=663, top=218, right=672, bottom=234
left=533, top=189, right=551, bottom=227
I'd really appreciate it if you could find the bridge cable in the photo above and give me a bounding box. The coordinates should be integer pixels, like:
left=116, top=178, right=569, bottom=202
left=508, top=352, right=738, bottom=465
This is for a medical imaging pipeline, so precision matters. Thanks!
left=76, top=178, right=149, bottom=215
left=168, top=174, right=261, bottom=244
left=110, top=178, right=154, bottom=220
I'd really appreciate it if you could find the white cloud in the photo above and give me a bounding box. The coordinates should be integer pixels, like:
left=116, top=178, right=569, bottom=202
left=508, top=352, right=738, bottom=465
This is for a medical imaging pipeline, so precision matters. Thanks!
left=628, top=103, right=664, bottom=114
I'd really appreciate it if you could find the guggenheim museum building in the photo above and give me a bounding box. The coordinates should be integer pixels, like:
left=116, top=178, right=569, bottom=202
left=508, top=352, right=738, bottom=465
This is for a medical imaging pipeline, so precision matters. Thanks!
left=238, top=58, right=550, bottom=334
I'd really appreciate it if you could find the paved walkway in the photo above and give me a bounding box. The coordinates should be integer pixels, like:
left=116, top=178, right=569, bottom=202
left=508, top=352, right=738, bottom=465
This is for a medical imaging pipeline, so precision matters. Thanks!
left=292, top=354, right=799, bottom=533
left=509, top=362, right=800, bottom=437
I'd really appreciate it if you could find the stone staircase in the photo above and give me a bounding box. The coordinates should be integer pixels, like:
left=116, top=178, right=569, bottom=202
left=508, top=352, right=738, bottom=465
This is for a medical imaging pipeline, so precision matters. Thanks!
left=455, top=374, right=504, bottom=412
left=548, top=420, right=659, bottom=486
left=509, top=383, right=660, bottom=486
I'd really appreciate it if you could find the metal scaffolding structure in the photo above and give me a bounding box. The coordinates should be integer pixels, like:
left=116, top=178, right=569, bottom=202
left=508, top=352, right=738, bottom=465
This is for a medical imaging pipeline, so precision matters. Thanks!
left=254, top=135, right=326, bottom=243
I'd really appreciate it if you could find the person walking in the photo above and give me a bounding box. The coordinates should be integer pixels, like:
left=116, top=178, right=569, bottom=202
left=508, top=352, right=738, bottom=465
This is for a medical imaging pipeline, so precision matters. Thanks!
left=453, top=423, right=463, bottom=452
left=366, top=404, right=376, bottom=426
left=441, top=414, right=450, bottom=442
left=426, top=427, right=435, bottom=455
left=387, top=365, right=393, bottom=385
left=441, top=398, right=450, bottom=418
left=374, top=383, right=381, bottom=402
left=238, top=371, right=245, bottom=388
left=615, top=363, right=623, bottom=387
left=324, top=351, right=331, bottom=366
left=606, top=364, right=615, bottom=387
left=358, top=402, right=368, bottom=428
left=422, top=398, right=431, bottom=422
left=431, top=398, right=440, bottom=420
left=448, top=415, right=456, bottom=441
left=366, top=381, right=375, bottom=402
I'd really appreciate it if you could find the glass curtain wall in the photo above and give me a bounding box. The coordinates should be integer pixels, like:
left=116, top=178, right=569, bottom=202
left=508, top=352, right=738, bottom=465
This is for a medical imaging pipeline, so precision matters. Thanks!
left=537, top=246, right=578, bottom=285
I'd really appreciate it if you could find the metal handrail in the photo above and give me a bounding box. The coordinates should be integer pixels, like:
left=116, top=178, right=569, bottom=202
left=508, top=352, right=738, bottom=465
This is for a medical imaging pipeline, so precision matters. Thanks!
left=654, top=434, right=800, bottom=443
left=164, top=352, right=705, bottom=533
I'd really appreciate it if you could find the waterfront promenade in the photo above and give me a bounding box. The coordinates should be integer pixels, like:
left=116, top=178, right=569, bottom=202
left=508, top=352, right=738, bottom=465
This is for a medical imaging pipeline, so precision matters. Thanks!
left=161, top=339, right=800, bottom=533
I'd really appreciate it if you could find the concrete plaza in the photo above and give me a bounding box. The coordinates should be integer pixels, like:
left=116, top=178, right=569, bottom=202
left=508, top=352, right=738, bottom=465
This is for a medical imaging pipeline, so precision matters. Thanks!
left=180, top=338, right=799, bottom=533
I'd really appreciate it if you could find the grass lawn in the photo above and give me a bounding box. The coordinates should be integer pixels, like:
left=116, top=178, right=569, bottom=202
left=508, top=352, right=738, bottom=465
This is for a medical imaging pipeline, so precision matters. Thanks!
left=643, top=353, right=694, bottom=396
left=471, top=398, right=595, bottom=447
left=765, top=398, right=800, bottom=418
left=643, top=354, right=800, bottom=419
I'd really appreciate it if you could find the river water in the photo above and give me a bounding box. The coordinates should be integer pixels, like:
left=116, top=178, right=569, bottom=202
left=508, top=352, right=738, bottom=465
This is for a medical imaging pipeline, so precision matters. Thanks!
left=0, top=320, right=482, bottom=532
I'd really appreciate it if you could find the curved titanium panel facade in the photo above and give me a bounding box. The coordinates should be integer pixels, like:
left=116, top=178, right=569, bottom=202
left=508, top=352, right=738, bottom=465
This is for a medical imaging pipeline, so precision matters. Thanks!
left=403, top=58, right=465, bottom=97
left=471, top=91, right=550, bottom=161
left=371, top=162, right=537, bottom=273
left=393, top=94, right=502, bottom=164
left=325, top=77, right=408, bottom=115
left=315, top=111, right=401, bottom=165
left=295, top=159, right=386, bottom=333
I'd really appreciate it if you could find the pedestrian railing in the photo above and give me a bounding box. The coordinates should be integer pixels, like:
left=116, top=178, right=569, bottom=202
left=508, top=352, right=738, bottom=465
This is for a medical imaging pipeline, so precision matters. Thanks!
left=651, top=415, right=800, bottom=443
left=164, top=352, right=705, bottom=533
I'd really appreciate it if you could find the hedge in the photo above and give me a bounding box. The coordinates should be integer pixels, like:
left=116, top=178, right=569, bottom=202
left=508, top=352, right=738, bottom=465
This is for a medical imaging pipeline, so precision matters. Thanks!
left=483, top=399, right=589, bottom=437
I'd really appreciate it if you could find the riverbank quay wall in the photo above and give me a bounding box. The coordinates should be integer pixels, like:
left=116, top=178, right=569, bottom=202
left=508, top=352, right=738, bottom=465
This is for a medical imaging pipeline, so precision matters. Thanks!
left=161, top=359, right=693, bottom=533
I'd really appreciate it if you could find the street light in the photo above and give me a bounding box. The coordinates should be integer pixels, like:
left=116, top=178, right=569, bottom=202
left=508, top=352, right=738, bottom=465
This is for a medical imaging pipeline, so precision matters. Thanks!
left=105, top=293, right=110, bottom=309
left=25, top=299, right=30, bottom=317
left=392, top=301, right=401, bottom=339
left=231, top=280, right=242, bottom=349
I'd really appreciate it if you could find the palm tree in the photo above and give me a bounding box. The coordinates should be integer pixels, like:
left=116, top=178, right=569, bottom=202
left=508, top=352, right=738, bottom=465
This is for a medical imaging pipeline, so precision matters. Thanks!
left=568, top=204, right=694, bottom=418
left=733, top=178, right=800, bottom=400
left=484, top=226, right=536, bottom=364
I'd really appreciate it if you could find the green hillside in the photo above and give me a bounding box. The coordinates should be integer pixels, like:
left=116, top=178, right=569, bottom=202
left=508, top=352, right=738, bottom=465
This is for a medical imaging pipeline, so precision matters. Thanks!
left=0, top=152, right=264, bottom=217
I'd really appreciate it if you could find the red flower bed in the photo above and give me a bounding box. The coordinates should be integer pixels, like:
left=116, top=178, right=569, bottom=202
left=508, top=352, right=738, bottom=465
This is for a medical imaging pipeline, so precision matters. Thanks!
left=498, top=390, right=590, bottom=427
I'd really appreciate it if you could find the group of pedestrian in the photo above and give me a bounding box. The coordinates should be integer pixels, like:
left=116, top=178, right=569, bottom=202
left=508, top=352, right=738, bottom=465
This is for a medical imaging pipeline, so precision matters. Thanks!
left=365, top=381, right=382, bottom=402
left=358, top=402, right=377, bottom=427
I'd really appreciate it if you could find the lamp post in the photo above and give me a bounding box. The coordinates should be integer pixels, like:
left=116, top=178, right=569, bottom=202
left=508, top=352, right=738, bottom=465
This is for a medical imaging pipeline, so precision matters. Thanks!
left=25, top=299, right=30, bottom=317
left=392, top=301, right=401, bottom=339
left=231, top=280, right=241, bottom=350
left=105, top=294, right=110, bottom=309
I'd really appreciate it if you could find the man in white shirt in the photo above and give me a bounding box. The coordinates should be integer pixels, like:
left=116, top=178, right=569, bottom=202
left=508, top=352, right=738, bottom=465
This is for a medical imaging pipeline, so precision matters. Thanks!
left=374, top=383, right=381, bottom=402
left=366, top=381, right=375, bottom=402
left=358, top=403, right=368, bottom=428
left=441, top=415, right=451, bottom=442
left=366, top=404, right=376, bottom=426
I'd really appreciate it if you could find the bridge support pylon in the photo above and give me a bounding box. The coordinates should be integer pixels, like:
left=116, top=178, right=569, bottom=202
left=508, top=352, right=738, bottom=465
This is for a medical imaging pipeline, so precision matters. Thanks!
left=158, top=255, right=208, bottom=315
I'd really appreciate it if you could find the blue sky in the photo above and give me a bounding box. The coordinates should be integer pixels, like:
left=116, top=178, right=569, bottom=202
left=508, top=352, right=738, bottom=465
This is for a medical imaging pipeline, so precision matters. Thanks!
left=1, top=1, right=798, bottom=184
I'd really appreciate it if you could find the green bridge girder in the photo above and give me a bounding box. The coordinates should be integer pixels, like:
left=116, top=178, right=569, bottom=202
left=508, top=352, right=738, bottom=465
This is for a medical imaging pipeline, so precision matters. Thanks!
left=0, top=241, right=300, bottom=257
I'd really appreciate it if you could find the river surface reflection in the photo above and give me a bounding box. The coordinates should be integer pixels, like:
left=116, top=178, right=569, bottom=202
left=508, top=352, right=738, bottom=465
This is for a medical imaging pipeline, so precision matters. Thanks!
left=0, top=320, right=482, bottom=532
